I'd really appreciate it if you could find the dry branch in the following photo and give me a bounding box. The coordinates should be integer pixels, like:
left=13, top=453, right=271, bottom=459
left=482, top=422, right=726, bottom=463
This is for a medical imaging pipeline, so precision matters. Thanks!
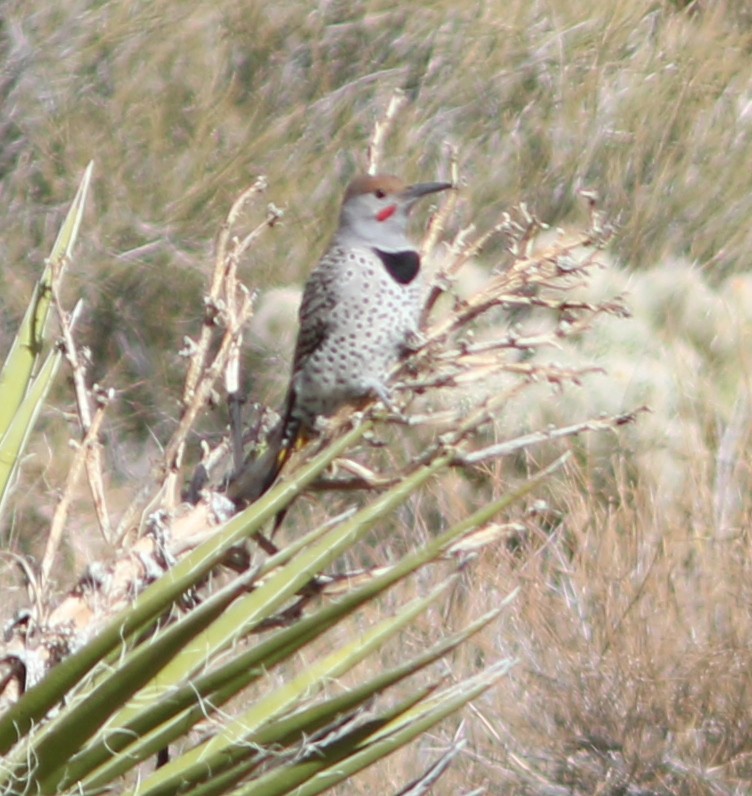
left=114, top=183, right=281, bottom=534
left=367, top=90, right=408, bottom=175
left=41, top=262, right=114, bottom=592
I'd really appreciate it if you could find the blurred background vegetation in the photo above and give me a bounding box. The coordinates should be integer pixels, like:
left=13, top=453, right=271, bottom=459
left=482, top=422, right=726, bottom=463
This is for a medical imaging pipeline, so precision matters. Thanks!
left=4, top=0, right=752, bottom=791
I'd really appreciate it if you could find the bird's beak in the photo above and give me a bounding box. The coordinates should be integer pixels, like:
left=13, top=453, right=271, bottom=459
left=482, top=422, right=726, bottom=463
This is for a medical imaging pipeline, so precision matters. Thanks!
left=400, top=181, right=453, bottom=205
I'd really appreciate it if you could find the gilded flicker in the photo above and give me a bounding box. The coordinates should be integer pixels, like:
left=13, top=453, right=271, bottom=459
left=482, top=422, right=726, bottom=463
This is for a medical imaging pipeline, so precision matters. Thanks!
left=228, top=173, right=452, bottom=505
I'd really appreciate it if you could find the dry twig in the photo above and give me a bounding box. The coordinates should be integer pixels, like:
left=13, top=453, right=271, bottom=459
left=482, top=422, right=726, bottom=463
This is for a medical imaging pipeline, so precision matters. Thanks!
left=367, top=90, right=408, bottom=175
left=114, top=179, right=281, bottom=536
left=40, top=258, right=114, bottom=596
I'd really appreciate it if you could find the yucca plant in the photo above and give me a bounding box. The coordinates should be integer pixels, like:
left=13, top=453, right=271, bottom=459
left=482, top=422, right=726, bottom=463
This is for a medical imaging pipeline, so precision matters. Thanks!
left=0, top=108, right=636, bottom=794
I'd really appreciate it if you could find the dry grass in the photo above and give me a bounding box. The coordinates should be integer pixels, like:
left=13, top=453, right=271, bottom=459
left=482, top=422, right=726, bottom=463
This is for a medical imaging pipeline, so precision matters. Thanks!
left=3, top=1, right=752, bottom=793
left=411, top=465, right=752, bottom=794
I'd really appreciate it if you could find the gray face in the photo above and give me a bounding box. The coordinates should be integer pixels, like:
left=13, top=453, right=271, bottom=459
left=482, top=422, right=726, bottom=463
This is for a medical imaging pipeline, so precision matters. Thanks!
left=335, top=179, right=451, bottom=253
left=336, top=191, right=413, bottom=252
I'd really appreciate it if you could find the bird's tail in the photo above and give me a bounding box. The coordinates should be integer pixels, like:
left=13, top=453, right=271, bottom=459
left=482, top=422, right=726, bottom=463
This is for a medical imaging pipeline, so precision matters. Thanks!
left=227, top=393, right=301, bottom=506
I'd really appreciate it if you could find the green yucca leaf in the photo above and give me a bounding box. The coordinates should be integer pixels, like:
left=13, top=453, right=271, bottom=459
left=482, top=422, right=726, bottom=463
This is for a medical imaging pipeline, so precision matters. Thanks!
left=0, top=422, right=369, bottom=758
left=0, top=346, right=64, bottom=519
left=75, top=550, right=509, bottom=791
left=1, top=438, right=553, bottom=796
left=182, top=603, right=510, bottom=796
left=0, top=162, right=92, bottom=428
left=99, top=452, right=451, bottom=730
left=126, top=452, right=452, bottom=703
left=124, top=581, right=452, bottom=796
left=26, top=568, right=259, bottom=792
left=80, top=455, right=454, bottom=793
left=74, top=478, right=520, bottom=792
left=227, top=658, right=514, bottom=796
left=226, top=685, right=440, bottom=796
left=0, top=161, right=93, bottom=516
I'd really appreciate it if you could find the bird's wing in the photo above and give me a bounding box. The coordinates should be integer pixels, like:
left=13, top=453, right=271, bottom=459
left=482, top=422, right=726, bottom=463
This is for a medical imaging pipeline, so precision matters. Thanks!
left=291, top=260, right=339, bottom=372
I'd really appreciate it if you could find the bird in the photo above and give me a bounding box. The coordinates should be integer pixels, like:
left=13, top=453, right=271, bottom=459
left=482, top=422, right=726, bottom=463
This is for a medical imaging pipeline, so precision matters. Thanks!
left=227, top=173, right=452, bottom=507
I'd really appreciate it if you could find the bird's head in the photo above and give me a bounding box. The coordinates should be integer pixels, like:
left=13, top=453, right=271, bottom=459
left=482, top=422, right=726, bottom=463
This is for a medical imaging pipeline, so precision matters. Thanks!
left=336, top=174, right=452, bottom=251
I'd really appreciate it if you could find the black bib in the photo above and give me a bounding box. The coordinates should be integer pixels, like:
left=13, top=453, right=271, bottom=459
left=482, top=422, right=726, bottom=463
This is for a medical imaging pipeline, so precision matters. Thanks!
left=373, top=248, right=420, bottom=285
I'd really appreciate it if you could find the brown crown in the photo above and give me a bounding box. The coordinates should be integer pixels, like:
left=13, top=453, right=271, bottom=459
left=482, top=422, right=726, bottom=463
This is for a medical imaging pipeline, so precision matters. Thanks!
left=343, top=174, right=406, bottom=201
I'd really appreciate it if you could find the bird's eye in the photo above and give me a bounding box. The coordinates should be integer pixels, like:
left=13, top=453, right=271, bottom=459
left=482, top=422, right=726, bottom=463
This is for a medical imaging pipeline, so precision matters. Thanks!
left=374, top=189, right=386, bottom=199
